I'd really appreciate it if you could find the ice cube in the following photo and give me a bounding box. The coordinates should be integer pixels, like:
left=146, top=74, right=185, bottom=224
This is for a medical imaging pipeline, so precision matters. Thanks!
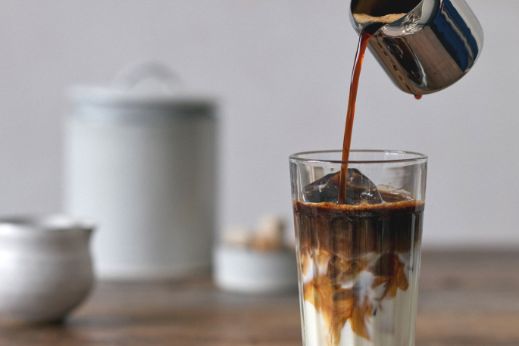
left=303, top=172, right=340, bottom=203
left=303, top=169, right=382, bottom=205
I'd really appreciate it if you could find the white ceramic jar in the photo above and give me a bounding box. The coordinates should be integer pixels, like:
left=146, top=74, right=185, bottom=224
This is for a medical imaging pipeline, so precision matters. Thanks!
left=64, top=64, right=217, bottom=279
left=0, top=216, right=94, bottom=323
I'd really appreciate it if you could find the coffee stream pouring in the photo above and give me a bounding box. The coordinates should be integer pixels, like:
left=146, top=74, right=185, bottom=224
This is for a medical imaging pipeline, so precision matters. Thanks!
left=350, top=0, right=484, bottom=96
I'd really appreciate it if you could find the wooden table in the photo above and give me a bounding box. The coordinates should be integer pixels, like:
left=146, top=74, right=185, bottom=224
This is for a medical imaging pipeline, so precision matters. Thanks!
left=1, top=250, right=518, bottom=345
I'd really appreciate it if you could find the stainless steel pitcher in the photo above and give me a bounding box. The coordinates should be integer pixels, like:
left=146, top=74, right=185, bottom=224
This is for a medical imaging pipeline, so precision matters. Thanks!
left=351, top=0, right=484, bottom=95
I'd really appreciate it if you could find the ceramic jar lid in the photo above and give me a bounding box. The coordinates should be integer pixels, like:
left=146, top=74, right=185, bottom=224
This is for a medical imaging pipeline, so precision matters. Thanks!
left=69, top=62, right=215, bottom=123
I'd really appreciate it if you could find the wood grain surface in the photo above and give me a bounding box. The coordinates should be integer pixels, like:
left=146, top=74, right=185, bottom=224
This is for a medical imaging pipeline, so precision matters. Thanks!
left=1, top=250, right=518, bottom=346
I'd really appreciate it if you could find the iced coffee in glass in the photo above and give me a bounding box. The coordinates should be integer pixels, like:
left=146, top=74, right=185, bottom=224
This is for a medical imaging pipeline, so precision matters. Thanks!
left=290, top=150, right=427, bottom=346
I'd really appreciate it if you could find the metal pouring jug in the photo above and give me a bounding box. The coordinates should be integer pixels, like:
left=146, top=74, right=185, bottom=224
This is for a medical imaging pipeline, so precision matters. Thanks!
left=351, top=0, right=484, bottom=95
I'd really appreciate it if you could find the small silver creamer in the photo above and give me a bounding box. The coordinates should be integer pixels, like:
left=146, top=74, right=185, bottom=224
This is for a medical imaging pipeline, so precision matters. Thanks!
left=351, top=0, right=484, bottom=95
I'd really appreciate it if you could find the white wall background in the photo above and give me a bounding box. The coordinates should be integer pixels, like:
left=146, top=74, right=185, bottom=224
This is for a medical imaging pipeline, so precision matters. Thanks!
left=0, top=0, right=517, bottom=247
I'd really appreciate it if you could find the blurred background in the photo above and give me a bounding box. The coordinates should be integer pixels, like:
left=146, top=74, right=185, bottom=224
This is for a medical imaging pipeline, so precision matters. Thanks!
left=0, top=0, right=517, bottom=248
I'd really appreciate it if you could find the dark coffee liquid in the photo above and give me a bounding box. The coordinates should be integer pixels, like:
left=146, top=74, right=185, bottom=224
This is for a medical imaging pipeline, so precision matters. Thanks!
left=338, top=32, right=371, bottom=204
left=351, top=0, right=420, bottom=18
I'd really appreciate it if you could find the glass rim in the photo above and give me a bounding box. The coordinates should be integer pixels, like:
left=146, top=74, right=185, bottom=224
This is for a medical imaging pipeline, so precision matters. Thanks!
left=289, top=149, right=428, bottom=165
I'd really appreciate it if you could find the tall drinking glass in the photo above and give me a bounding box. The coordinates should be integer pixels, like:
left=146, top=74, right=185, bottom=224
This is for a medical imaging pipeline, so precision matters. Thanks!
left=290, top=150, right=427, bottom=346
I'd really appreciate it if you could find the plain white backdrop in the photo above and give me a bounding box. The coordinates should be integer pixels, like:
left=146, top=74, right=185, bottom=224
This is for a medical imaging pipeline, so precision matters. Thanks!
left=0, top=0, right=517, bottom=247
